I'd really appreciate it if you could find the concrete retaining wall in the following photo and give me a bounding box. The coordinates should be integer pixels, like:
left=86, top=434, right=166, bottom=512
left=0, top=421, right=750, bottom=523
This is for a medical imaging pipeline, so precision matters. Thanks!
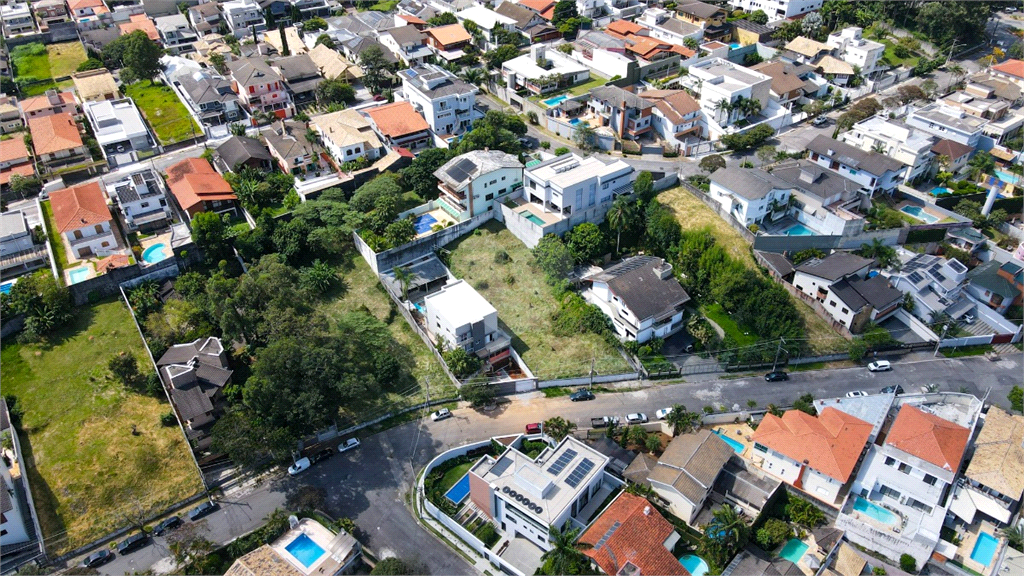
left=69, top=257, right=179, bottom=305
left=4, top=22, right=79, bottom=47
left=536, top=372, right=640, bottom=389
left=353, top=209, right=492, bottom=274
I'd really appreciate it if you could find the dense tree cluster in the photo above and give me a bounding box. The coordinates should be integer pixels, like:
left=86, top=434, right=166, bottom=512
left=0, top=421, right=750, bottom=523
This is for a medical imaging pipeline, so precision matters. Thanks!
left=0, top=271, right=74, bottom=340
left=102, top=30, right=164, bottom=83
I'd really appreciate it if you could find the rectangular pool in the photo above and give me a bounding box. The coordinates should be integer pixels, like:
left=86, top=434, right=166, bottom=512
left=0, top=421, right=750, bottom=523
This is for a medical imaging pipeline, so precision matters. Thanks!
left=445, top=473, right=471, bottom=504
left=900, top=205, right=939, bottom=224
left=779, top=539, right=809, bottom=565
left=994, top=169, right=1020, bottom=185
left=785, top=224, right=815, bottom=236
left=970, top=532, right=999, bottom=567
left=852, top=496, right=899, bottom=526
left=569, top=118, right=581, bottom=125
left=0, top=281, right=14, bottom=295
left=523, top=212, right=545, bottom=226
left=413, top=213, right=438, bottom=234
left=68, top=266, right=90, bottom=284
left=543, top=95, right=568, bottom=107
left=712, top=430, right=744, bottom=454
left=285, top=533, right=326, bottom=568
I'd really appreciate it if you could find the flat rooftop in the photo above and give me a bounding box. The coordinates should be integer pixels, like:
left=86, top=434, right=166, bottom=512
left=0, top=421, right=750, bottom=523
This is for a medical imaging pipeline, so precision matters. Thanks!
left=423, top=279, right=496, bottom=327
left=526, top=154, right=631, bottom=189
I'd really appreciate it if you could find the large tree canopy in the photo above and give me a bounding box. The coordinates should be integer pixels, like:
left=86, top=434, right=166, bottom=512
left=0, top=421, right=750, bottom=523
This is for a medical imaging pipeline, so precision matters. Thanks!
left=455, top=110, right=527, bottom=155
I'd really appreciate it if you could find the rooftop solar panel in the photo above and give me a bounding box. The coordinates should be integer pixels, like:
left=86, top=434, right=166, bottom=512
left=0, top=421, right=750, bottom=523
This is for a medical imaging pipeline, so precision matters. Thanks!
left=565, top=458, right=595, bottom=488
left=547, top=448, right=578, bottom=475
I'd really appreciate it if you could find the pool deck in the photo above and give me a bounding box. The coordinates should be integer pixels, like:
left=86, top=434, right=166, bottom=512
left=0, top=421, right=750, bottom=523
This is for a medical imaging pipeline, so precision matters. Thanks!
left=414, top=208, right=457, bottom=239
left=140, top=232, right=173, bottom=265
left=952, top=519, right=1005, bottom=576
left=708, top=423, right=755, bottom=458
left=271, top=518, right=344, bottom=576
left=512, top=198, right=563, bottom=226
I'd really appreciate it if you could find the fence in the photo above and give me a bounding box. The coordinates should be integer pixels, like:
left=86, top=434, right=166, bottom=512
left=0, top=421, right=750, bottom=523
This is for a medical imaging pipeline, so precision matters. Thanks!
left=68, top=256, right=180, bottom=305
left=4, top=21, right=79, bottom=48
left=536, top=372, right=640, bottom=389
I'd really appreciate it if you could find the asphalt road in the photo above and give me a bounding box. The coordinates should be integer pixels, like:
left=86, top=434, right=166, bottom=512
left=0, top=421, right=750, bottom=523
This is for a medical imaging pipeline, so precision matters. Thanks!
left=92, top=354, right=1020, bottom=576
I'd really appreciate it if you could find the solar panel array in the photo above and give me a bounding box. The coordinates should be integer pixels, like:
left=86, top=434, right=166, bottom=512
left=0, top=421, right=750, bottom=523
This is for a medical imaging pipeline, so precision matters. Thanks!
left=547, top=449, right=578, bottom=475
left=907, top=271, right=925, bottom=284
left=948, top=259, right=967, bottom=274
left=565, top=458, right=595, bottom=488
left=594, top=521, right=621, bottom=550
left=445, top=158, right=477, bottom=183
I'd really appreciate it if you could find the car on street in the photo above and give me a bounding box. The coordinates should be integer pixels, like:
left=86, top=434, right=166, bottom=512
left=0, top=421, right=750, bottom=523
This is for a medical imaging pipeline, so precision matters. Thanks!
left=525, top=423, right=542, bottom=434
left=188, top=501, right=219, bottom=521
left=811, top=116, right=829, bottom=126
left=288, top=457, right=311, bottom=476
left=152, top=515, right=182, bottom=536
left=312, top=448, right=334, bottom=463
left=846, top=391, right=869, bottom=398
left=881, top=385, right=905, bottom=395
left=591, top=416, right=620, bottom=428
left=338, top=438, right=361, bottom=452
left=117, top=533, right=149, bottom=555
left=764, top=371, right=789, bottom=382
left=655, top=407, right=673, bottom=420
left=518, top=137, right=536, bottom=149
left=570, top=389, right=595, bottom=401
left=626, top=413, right=648, bottom=424
left=868, top=360, right=892, bottom=372
left=431, top=407, right=452, bottom=421
left=82, top=550, right=115, bottom=568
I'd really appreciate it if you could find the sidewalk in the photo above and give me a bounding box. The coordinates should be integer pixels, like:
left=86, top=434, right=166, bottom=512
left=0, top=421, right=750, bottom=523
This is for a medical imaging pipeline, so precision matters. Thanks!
left=412, top=484, right=493, bottom=575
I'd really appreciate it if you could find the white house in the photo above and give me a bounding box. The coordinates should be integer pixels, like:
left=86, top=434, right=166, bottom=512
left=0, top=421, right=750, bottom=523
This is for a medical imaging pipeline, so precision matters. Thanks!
left=708, top=167, right=793, bottom=227
left=0, top=465, right=30, bottom=547
left=639, top=89, right=703, bottom=148
left=423, top=279, right=511, bottom=367
left=107, top=168, right=173, bottom=232
left=841, top=115, right=936, bottom=184
left=379, top=25, right=433, bottom=66
left=221, top=0, right=264, bottom=36
left=0, top=2, right=34, bottom=36
left=585, top=256, right=691, bottom=343
left=154, top=13, right=198, bottom=55
left=888, top=253, right=970, bottom=323
left=683, top=58, right=772, bottom=138
left=0, top=210, right=47, bottom=277
left=638, top=8, right=703, bottom=46
left=311, top=109, right=385, bottom=165
left=523, top=154, right=632, bottom=219
left=906, top=103, right=987, bottom=149
left=48, top=182, right=119, bottom=259
left=502, top=45, right=590, bottom=96
left=771, top=161, right=869, bottom=236
left=818, top=273, right=904, bottom=333
left=805, top=135, right=908, bottom=195
left=398, top=64, right=482, bottom=142
left=433, top=150, right=523, bottom=221
left=728, top=0, right=822, bottom=19
left=646, top=430, right=734, bottom=525
left=949, top=406, right=1024, bottom=526
left=826, top=27, right=885, bottom=76
left=82, top=98, right=157, bottom=167
left=794, top=252, right=873, bottom=302
left=455, top=5, right=515, bottom=50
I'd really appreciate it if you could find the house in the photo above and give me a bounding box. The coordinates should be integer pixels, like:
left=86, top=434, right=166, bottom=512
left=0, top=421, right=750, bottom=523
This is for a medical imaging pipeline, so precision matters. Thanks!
left=223, top=519, right=361, bottom=576
left=730, top=0, right=822, bottom=19
left=813, top=55, right=856, bottom=85
left=214, top=135, right=273, bottom=171
left=165, top=157, right=239, bottom=218
left=27, top=112, right=90, bottom=171
left=157, top=337, right=233, bottom=438
left=227, top=57, right=295, bottom=120
left=889, top=253, right=970, bottom=325
left=341, top=37, right=399, bottom=69
left=521, top=153, right=633, bottom=223
left=675, top=0, right=729, bottom=42
left=684, top=58, right=772, bottom=136
left=1, top=2, right=35, bottom=36
left=154, top=13, right=198, bottom=54
left=579, top=492, right=687, bottom=576
left=639, top=8, right=703, bottom=47
left=379, top=26, right=432, bottom=66
left=793, top=252, right=873, bottom=304
left=771, top=160, right=871, bottom=236
left=783, top=36, right=832, bottom=66
left=433, top=150, right=523, bottom=221
left=0, top=210, right=48, bottom=276
left=272, top=54, right=322, bottom=106
left=455, top=5, right=516, bottom=50
left=967, top=259, right=1023, bottom=315
left=0, top=137, right=35, bottom=189
left=33, top=0, right=70, bottom=32
left=221, top=0, right=264, bottom=35
left=399, top=64, right=481, bottom=143
left=751, top=407, right=873, bottom=504
left=827, top=26, right=885, bottom=76
left=708, top=167, right=793, bottom=227
left=423, top=279, right=511, bottom=367
left=805, top=134, right=908, bottom=194
left=950, top=406, right=1024, bottom=526
left=179, top=70, right=243, bottom=126
left=422, top=22, right=472, bottom=56
left=311, top=109, right=385, bottom=166
left=749, top=61, right=806, bottom=107
left=841, top=115, right=936, bottom=184
left=19, top=90, right=77, bottom=121
left=585, top=256, right=690, bottom=343
left=71, top=68, right=120, bottom=103
left=307, top=44, right=364, bottom=83
left=67, top=0, right=109, bottom=25
left=990, top=58, right=1024, bottom=90
left=518, top=0, right=556, bottom=21
left=107, top=168, right=173, bottom=232
left=501, top=45, right=590, bottom=96
left=0, top=95, right=23, bottom=134
left=945, top=227, right=987, bottom=254
left=639, top=89, right=702, bottom=148
left=49, top=181, right=118, bottom=259
left=469, top=436, right=614, bottom=550
left=82, top=98, right=157, bottom=167
left=646, top=430, right=734, bottom=525
left=731, top=18, right=774, bottom=45
left=119, top=14, right=159, bottom=42
left=187, top=2, right=222, bottom=37
left=364, top=101, right=431, bottom=150
left=942, top=84, right=1024, bottom=145
left=264, top=25, right=306, bottom=55
left=494, top=1, right=559, bottom=43
left=931, top=138, right=974, bottom=175
left=906, top=103, right=986, bottom=148
left=263, top=119, right=320, bottom=176
left=588, top=85, right=653, bottom=140
left=0, top=399, right=31, bottom=548
left=819, top=273, right=904, bottom=333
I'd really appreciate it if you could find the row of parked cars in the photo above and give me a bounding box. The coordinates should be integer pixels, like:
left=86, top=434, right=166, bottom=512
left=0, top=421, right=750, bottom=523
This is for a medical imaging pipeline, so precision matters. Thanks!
left=288, top=437, right=361, bottom=476
left=82, top=501, right=220, bottom=568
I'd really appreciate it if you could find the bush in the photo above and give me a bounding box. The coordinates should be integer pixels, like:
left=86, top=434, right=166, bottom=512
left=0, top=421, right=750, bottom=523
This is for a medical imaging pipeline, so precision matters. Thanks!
left=443, top=347, right=482, bottom=378
left=786, top=497, right=825, bottom=528
left=540, top=141, right=551, bottom=149
left=552, top=292, right=611, bottom=336
left=474, top=522, right=499, bottom=547
left=554, top=147, right=570, bottom=156
left=720, top=124, right=774, bottom=152
left=372, top=558, right=412, bottom=575
left=161, top=412, right=178, bottom=427
left=899, top=554, right=916, bottom=573
left=1009, top=385, right=1023, bottom=413
left=755, top=518, right=792, bottom=551
left=494, top=249, right=510, bottom=264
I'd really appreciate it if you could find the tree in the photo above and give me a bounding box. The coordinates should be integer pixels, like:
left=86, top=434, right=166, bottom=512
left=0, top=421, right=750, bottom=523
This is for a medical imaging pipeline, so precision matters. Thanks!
left=108, top=352, right=141, bottom=386
left=573, top=122, right=597, bottom=151
left=315, top=34, right=335, bottom=49
left=801, top=11, right=823, bottom=38
left=303, top=16, right=328, bottom=31
left=701, top=505, right=750, bottom=570
left=103, top=31, right=164, bottom=83
left=371, top=558, right=412, bottom=575
left=756, top=145, right=778, bottom=166
left=720, top=124, right=774, bottom=152
left=748, top=9, right=768, bottom=24
left=543, top=417, right=577, bottom=442
left=316, top=78, right=356, bottom=106
left=786, top=496, right=825, bottom=528
left=428, top=12, right=458, bottom=26
left=443, top=347, right=481, bottom=377
left=564, top=222, right=605, bottom=263
left=484, top=44, right=521, bottom=68
left=664, top=404, right=701, bottom=435
left=6, top=271, right=74, bottom=339
left=772, top=20, right=803, bottom=42
left=857, top=238, right=898, bottom=268
left=539, top=522, right=589, bottom=575
left=551, top=0, right=578, bottom=26
left=8, top=174, right=41, bottom=197
left=606, top=196, right=637, bottom=254
left=461, top=378, right=496, bottom=406
left=460, top=67, right=485, bottom=86
left=645, top=434, right=661, bottom=452
left=1009, top=385, right=1024, bottom=413
left=229, top=123, right=247, bottom=136
left=896, top=84, right=927, bottom=104
left=191, top=211, right=230, bottom=262
left=456, top=109, right=526, bottom=155
left=792, top=248, right=825, bottom=265
left=967, top=150, right=995, bottom=180
left=684, top=37, right=699, bottom=50
left=76, top=57, right=104, bottom=72
left=167, top=520, right=216, bottom=573
left=793, top=393, right=816, bottom=415
left=299, top=259, right=336, bottom=293
left=699, top=154, right=727, bottom=174
left=211, top=408, right=295, bottom=472
left=755, top=518, right=792, bottom=551
left=401, top=147, right=452, bottom=200
left=533, top=234, right=574, bottom=280
left=1005, top=524, right=1024, bottom=552
left=899, top=554, right=916, bottom=573
left=392, top=265, right=413, bottom=300
left=384, top=218, right=416, bottom=248
left=633, top=170, right=654, bottom=202
left=360, top=45, right=391, bottom=94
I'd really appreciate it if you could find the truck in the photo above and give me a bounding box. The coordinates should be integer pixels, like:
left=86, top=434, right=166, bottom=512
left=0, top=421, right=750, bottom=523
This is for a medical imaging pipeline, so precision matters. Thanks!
left=591, top=416, right=620, bottom=428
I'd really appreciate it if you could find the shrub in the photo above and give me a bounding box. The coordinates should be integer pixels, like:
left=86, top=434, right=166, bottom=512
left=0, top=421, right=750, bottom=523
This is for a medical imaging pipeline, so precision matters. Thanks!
left=443, top=347, right=482, bottom=378
left=540, top=141, right=551, bottom=149
left=554, top=147, right=570, bottom=156
left=755, top=518, right=792, bottom=551
left=494, top=249, right=510, bottom=264
left=899, top=554, right=915, bottom=573
left=474, top=522, right=499, bottom=547
left=1009, top=385, right=1023, bottom=413
left=551, top=293, right=611, bottom=336
left=786, top=497, right=825, bottom=528
left=161, top=412, right=178, bottom=427
left=371, top=558, right=411, bottom=575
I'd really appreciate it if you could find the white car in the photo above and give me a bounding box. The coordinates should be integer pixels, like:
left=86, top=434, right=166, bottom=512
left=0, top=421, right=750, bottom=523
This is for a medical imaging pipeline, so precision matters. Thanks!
left=626, top=413, right=648, bottom=424
left=287, top=457, right=311, bottom=476
left=655, top=407, right=673, bottom=420
left=868, top=360, right=892, bottom=372
left=846, top=391, right=869, bottom=398
left=338, top=438, right=360, bottom=452
left=431, top=408, right=452, bottom=422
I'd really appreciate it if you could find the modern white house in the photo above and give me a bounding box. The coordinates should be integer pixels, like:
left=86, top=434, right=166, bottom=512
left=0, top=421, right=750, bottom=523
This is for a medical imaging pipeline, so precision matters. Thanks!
left=906, top=103, right=987, bottom=149
left=771, top=160, right=869, bottom=236
left=398, top=64, right=482, bottom=144
left=727, top=0, right=822, bottom=19
left=0, top=465, right=30, bottom=547
left=0, top=2, right=35, bottom=36
left=646, top=430, right=734, bottom=525
left=805, top=135, right=908, bottom=195
left=521, top=154, right=633, bottom=222
left=82, top=98, right=157, bottom=167
left=107, top=168, right=173, bottom=232
left=311, top=109, right=385, bottom=165
left=48, top=181, right=119, bottom=260
left=826, top=27, right=885, bottom=76
left=815, top=273, right=904, bottom=333
left=949, top=406, right=1024, bottom=526
left=423, top=279, right=511, bottom=367
left=683, top=58, right=772, bottom=138
left=794, top=252, right=873, bottom=299
left=841, top=115, right=936, bottom=184
left=433, top=150, right=523, bottom=221
left=888, top=253, right=970, bottom=324
left=501, top=45, right=590, bottom=96
left=455, top=5, right=516, bottom=50
left=221, top=0, right=265, bottom=36
left=0, top=210, right=48, bottom=277
left=154, top=13, right=198, bottom=54
left=585, top=256, right=691, bottom=343
left=708, top=167, right=793, bottom=227
left=379, top=25, right=432, bottom=66
left=638, top=8, right=703, bottom=46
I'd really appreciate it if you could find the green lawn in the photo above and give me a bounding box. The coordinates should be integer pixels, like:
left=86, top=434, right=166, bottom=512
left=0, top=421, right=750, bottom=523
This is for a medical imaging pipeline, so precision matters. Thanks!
left=881, top=39, right=920, bottom=68
left=569, top=74, right=610, bottom=96
left=943, top=344, right=994, bottom=358
left=1, top=300, right=204, bottom=553
left=46, top=42, right=88, bottom=78
left=438, top=462, right=474, bottom=493
left=11, top=43, right=51, bottom=84
left=448, top=222, right=631, bottom=379
left=702, top=303, right=758, bottom=346
left=123, top=80, right=202, bottom=145
left=363, top=0, right=398, bottom=10
left=41, top=200, right=69, bottom=281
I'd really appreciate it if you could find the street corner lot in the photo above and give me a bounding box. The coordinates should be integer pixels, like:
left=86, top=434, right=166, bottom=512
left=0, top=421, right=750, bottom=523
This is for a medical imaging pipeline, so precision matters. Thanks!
left=446, top=221, right=631, bottom=380
left=124, top=80, right=202, bottom=145
left=0, top=300, right=204, bottom=553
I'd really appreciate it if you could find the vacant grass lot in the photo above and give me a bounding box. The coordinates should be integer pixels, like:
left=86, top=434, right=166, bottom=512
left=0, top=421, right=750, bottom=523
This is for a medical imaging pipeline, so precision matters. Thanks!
left=46, top=42, right=88, bottom=78
left=124, top=80, right=201, bottom=145
left=1, top=301, right=203, bottom=553
left=448, top=222, right=630, bottom=379
left=702, top=303, right=758, bottom=347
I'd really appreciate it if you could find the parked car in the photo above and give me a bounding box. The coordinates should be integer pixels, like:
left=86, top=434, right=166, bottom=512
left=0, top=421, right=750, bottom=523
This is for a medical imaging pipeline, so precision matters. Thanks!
left=518, top=137, right=536, bottom=149
left=881, top=385, right=905, bottom=395
left=812, top=116, right=829, bottom=126
left=655, top=407, right=673, bottom=420
left=82, top=550, right=115, bottom=568
left=312, top=448, right=334, bottom=463
left=868, top=360, right=891, bottom=372
left=591, top=416, right=620, bottom=428
left=846, top=391, right=869, bottom=398
left=288, top=457, right=311, bottom=475
left=117, top=533, right=149, bottom=555
left=525, top=422, right=542, bottom=434
left=626, top=413, right=648, bottom=424
left=152, top=515, right=182, bottom=536
left=338, top=438, right=361, bottom=452
left=764, top=371, right=789, bottom=382
left=570, top=389, right=595, bottom=402
left=188, top=501, right=219, bottom=521
left=431, top=408, right=452, bottom=421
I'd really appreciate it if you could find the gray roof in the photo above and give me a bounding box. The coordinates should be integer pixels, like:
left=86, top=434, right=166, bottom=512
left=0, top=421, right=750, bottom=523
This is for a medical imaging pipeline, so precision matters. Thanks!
left=732, top=18, right=772, bottom=35
left=713, top=459, right=780, bottom=513
left=771, top=160, right=861, bottom=202
left=795, top=252, right=872, bottom=281
left=912, top=103, right=987, bottom=133
left=576, top=30, right=624, bottom=50
left=0, top=475, right=12, bottom=514
left=216, top=135, right=272, bottom=168
left=710, top=167, right=794, bottom=200
left=589, top=85, right=653, bottom=111
left=179, top=73, right=236, bottom=105
left=264, top=120, right=315, bottom=160
left=722, top=550, right=803, bottom=576
left=755, top=250, right=795, bottom=278
left=400, top=65, right=476, bottom=98
left=677, top=0, right=723, bottom=19
left=381, top=255, right=449, bottom=294
left=947, top=226, right=985, bottom=244
left=157, top=337, right=228, bottom=367
left=0, top=397, right=9, bottom=432
left=806, top=134, right=906, bottom=176
left=435, top=150, right=523, bottom=189
left=588, top=256, right=691, bottom=321
left=494, top=1, right=536, bottom=29
left=384, top=25, right=425, bottom=44
left=586, top=436, right=637, bottom=475
left=830, top=274, right=903, bottom=312
left=273, top=53, right=321, bottom=82
left=227, top=57, right=283, bottom=86
left=650, top=430, right=734, bottom=505
left=658, top=16, right=701, bottom=36
left=344, top=37, right=399, bottom=64
left=623, top=453, right=658, bottom=486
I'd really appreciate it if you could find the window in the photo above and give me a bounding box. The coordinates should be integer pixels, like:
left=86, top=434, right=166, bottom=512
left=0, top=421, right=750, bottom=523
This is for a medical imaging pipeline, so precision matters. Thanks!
left=842, top=307, right=848, bottom=314
left=73, top=230, right=83, bottom=240
left=829, top=300, right=836, bottom=307
left=94, top=224, right=104, bottom=233
left=924, top=474, right=937, bottom=486
left=485, top=193, right=494, bottom=201
left=898, top=462, right=911, bottom=475
left=879, top=485, right=901, bottom=500
left=249, top=85, right=255, bottom=94
left=884, top=456, right=896, bottom=466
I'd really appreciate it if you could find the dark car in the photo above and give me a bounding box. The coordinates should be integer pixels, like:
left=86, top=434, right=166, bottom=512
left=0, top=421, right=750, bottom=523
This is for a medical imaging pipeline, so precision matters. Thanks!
left=117, top=533, right=149, bottom=555
left=518, top=137, right=536, bottom=150
left=881, top=385, right=905, bottom=395
left=312, top=448, right=334, bottom=464
left=82, top=549, right=115, bottom=568
left=152, top=515, right=182, bottom=536
left=764, top=371, right=789, bottom=382
left=570, top=389, right=595, bottom=402
left=188, top=501, right=219, bottom=521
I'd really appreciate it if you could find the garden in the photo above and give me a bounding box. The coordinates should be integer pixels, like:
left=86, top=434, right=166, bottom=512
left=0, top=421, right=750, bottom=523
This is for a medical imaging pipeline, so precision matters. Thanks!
left=11, top=42, right=86, bottom=96
left=124, top=80, right=203, bottom=145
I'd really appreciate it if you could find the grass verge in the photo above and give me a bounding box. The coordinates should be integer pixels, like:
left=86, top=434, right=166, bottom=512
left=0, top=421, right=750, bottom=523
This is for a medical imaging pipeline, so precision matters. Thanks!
left=46, top=42, right=88, bottom=78
left=1, top=300, right=204, bottom=553
left=943, top=344, right=994, bottom=358
left=123, top=80, right=201, bottom=145
left=41, top=200, right=69, bottom=282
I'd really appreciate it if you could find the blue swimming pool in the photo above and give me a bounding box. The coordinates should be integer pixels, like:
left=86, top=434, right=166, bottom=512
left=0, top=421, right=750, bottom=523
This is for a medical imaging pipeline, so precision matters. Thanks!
left=413, top=213, right=438, bottom=235
left=445, top=473, right=471, bottom=505
left=729, top=43, right=741, bottom=49
left=142, top=243, right=169, bottom=264
left=852, top=496, right=899, bottom=526
left=285, top=533, right=326, bottom=568
left=569, top=118, right=581, bottom=125
left=414, top=302, right=426, bottom=314
left=994, top=169, right=1020, bottom=185
left=679, top=555, right=709, bottom=576
left=900, top=205, right=939, bottom=224
left=543, top=95, right=568, bottom=107
left=68, top=266, right=90, bottom=284
left=929, top=186, right=951, bottom=196
left=713, top=430, right=744, bottom=454
left=0, top=280, right=14, bottom=294
left=785, top=224, right=815, bottom=236
left=970, top=532, right=999, bottom=567
left=779, top=539, right=809, bottom=564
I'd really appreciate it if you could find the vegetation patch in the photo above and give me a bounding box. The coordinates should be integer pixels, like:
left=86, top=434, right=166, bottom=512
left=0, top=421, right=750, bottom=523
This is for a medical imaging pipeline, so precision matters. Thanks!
left=46, top=41, right=88, bottom=78
left=124, top=80, right=202, bottom=145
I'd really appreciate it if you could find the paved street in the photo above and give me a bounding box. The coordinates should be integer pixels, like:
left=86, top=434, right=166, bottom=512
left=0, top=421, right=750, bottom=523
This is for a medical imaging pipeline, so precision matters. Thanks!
left=92, top=354, right=1020, bottom=576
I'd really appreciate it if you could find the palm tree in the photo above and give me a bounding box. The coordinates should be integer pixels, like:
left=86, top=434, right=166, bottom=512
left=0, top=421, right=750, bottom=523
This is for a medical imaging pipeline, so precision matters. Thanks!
left=460, top=67, right=485, bottom=86
left=606, top=197, right=635, bottom=254
left=665, top=404, right=701, bottom=436
left=540, top=522, right=589, bottom=575
left=392, top=266, right=413, bottom=301
left=714, top=98, right=733, bottom=123
left=542, top=416, right=577, bottom=442
left=706, top=505, right=750, bottom=550
left=857, top=238, right=898, bottom=268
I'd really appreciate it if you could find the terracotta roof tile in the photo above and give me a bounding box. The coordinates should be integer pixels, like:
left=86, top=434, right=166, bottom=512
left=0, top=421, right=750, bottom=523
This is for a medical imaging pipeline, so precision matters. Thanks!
left=49, top=181, right=110, bottom=233
left=28, top=112, right=83, bottom=156
left=519, top=0, right=555, bottom=19
left=579, top=493, right=689, bottom=576
left=931, top=138, right=974, bottom=161
left=0, top=163, right=35, bottom=186
left=885, top=404, right=970, bottom=471
left=365, top=101, right=429, bottom=138
left=607, top=20, right=647, bottom=38
left=119, top=14, right=159, bottom=41
left=96, top=254, right=131, bottom=273
left=166, top=157, right=236, bottom=212
left=752, top=407, right=873, bottom=482
left=0, top=137, right=30, bottom=163
left=992, top=59, right=1024, bottom=80
left=425, top=23, right=472, bottom=46
left=20, top=91, right=77, bottom=114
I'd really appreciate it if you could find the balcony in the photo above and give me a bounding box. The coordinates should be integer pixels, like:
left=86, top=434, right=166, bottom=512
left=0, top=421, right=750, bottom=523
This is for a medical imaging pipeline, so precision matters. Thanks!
left=438, top=182, right=466, bottom=201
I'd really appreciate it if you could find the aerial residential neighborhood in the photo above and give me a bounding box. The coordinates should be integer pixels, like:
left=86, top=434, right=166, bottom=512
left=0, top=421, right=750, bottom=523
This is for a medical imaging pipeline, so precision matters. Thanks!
left=2, top=1, right=1024, bottom=576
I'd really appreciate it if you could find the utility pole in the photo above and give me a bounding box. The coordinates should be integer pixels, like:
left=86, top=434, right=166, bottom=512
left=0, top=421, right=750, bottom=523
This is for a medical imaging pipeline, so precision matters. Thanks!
left=933, top=322, right=951, bottom=357
left=589, top=357, right=595, bottom=388
left=772, top=338, right=787, bottom=372
left=946, top=39, right=961, bottom=66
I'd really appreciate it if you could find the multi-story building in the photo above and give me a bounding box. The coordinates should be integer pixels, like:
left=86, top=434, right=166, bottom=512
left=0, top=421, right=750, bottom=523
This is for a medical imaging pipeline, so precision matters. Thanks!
left=0, top=137, right=35, bottom=190
left=263, top=119, right=320, bottom=176
left=156, top=337, right=233, bottom=441
left=522, top=153, right=633, bottom=221
left=165, top=157, right=239, bottom=219
left=19, top=90, right=78, bottom=121
left=580, top=492, right=687, bottom=576
left=967, top=260, right=1023, bottom=315
left=888, top=253, right=970, bottom=323
left=638, top=8, right=703, bottom=46
left=749, top=61, right=807, bottom=107
left=433, top=150, right=523, bottom=221
left=455, top=5, right=516, bottom=50
left=0, top=95, right=23, bottom=134
left=423, top=23, right=473, bottom=62
left=0, top=209, right=48, bottom=277
left=107, top=168, right=173, bottom=232
left=588, top=85, right=653, bottom=141
left=399, top=64, right=481, bottom=141
left=82, top=98, right=157, bottom=167
left=793, top=252, right=873, bottom=304
left=675, top=0, right=730, bottom=41
left=49, top=181, right=118, bottom=259
left=494, top=1, right=559, bottom=43
left=379, top=25, right=432, bottom=66
left=941, top=82, right=1024, bottom=145
left=227, top=57, right=295, bottom=120
left=272, top=54, right=323, bottom=106
left=311, top=109, right=385, bottom=166
left=906, top=103, right=987, bottom=148
left=33, top=0, right=70, bottom=31
left=501, top=45, right=590, bottom=96
left=155, top=13, right=199, bottom=54
left=639, top=89, right=702, bottom=147
left=221, top=0, right=264, bottom=36
left=728, top=0, right=822, bottom=19
left=806, top=135, right=908, bottom=194
left=27, top=112, right=90, bottom=171
left=1, top=2, right=35, bottom=36
left=841, top=115, right=936, bottom=184
left=423, top=279, right=511, bottom=367
left=67, top=0, right=109, bottom=25
left=187, top=2, right=222, bottom=37
left=585, top=256, right=691, bottom=343
left=178, top=70, right=243, bottom=126
left=709, top=167, right=793, bottom=227
left=684, top=58, right=772, bottom=136
left=950, top=407, right=1024, bottom=526
left=816, top=272, right=904, bottom=333
left=826, top=26, right=885, bottom=75
left=772, top=160, right=870, bottom=236
left=364, top=101, right=431, bottom=150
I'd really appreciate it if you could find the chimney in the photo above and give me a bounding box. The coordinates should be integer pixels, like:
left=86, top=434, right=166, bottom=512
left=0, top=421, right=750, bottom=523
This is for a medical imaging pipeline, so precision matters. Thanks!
left=654, top=260, right=673, bottom=280
left=619, top=99, right=627, bottom=138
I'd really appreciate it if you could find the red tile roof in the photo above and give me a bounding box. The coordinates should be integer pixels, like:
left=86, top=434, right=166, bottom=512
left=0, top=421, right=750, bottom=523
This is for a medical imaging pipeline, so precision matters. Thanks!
left=49, top=181, right=110, bottom=233
left=96, top=254, right=131, bottom=273
left=365, top=101, right=429, bottom=139
left=885, top=404, right=970, bottom=471
left=119, top=14, right=159, bottom=41
left=165, top=157, right=236, bottom=212
left=0, top=163, right=35, bottom=186
left=519, top=0, right=555, bottom=19
left=0, top=137, right=30, bottom=164
left=931, top=138, right=974, bottom=161
left=398, top=13, right=426, bottom=25
left=607, top=20, right=647, bottom=39
left=20, top=91, right=76, bottom=115
left=992, top=59, right=1024, bottom=80
left=579, top=493, right=689, bottom=576
left=752, top=407, right=873, bottom=482
left=28, top=112, right=83, bottom=156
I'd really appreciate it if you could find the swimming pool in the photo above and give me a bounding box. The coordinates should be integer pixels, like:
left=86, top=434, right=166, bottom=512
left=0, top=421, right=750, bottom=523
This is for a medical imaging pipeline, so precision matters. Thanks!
left=523, top=213, right=545, bottom=226
left=413, top=213, right=438, bottom=235
left=569, top=118, right=581, bottom=125
left=68, top=266, right=90, bottom=284
left=0, top=280, right=14, bottom=295
left=929, top=187, right=951, bottom=196
left=285, top=533, right=326, bottom=568
left=970, top=532, right=999, bottom=567
left=779, top=539, right=809, bottom=565
left=729, top=43, right=741, bottom=49
left=142, top=243, right=169, bottom=264
left=543, top=95, right=568, bottom=107
left=445, top=473, right=471, bottom=505
left=713, top=430, right=744, bottom=454
left=785, top=224, right=815, bottom=236
left=994, top=169, right=1020, bottom=185
left=900, top=205, right=939, bottom=224
left=679, top=555, right=709, bottom=576
left=852, top=496, right=899, bottom=526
